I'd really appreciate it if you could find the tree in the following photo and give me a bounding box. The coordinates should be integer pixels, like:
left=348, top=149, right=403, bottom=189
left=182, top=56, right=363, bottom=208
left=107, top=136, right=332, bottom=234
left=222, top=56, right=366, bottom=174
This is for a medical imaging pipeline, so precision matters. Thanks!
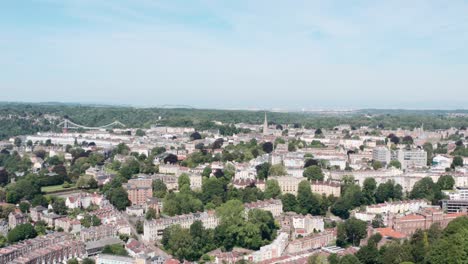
left=264, top=179, right=281, bottom=199
left=380, top=241, right=412, bottom=264
left=368, top=233, right=382, bottom=246
left=14, top=137, right=22, bottom=147
left=281, top=193, right=298, bottom=212
left=136, top=219, right=144, bottom=234
left=297, top=180, right=321, bottom=215
left=388, top=160, right=401, bottom=169
left=262, top=142, right=273, bottom=153
left=362, top=178, right=377, bottom=205
left=201, top=177, right=225, bottom=205
left=339, top=254, right=362, bottom=264
left=308, top=254, right=328, bottom=264
left=0, top=167, right=8, bottom=186
left=423, top=142, right=434, bottom=166
left=409, top=229, right=429, bottom=263
left=402, top=136, right=414, bottom=145
left=52, top=199, right=67, bottom=215
left=336, top=222, right=348, bottom=247
left=114, top=143, right=130, bottom=155
left=372, top=160, right=383, bottom=170
left=67, top=259, right=79, bottom=264
left=19, top=202, right=30, bottom=213
left=255, top=163, right=271, bottom=180
left=178, top=173, right=191, bottom=190
left=80, top=214, right=101, bottom=228
left=356, top=244, right=379, bottom=264
left=190, top=132, right=202, bottom=140
left=163, top=154, right=178, bottom=164
left=331, top=198, right=352, bottom=219
left=304, top=158, right=319, bottom=168
left=452, top=156, right=463, bottom=168
left=202, top=166, right=212, bottom=177
left=216, top=199, right=245, bottom=226
left=212, top=138, right=224, bottom=149
left=102, top=244, right=129, bottom=256
left=163, top=192, right=203, bottom=216
left=410, top=177, right=444, bottom=204
left=371, top=214, right=384, bottom=228
left=162, top=225, right=194, bottom=261
left=82, top=258, right=95, bottom=264
left=437, top=174, right=455, bottom=190
left=269, top=164, right=287, bottom=176
left=375, top=180, right=400, bottom=203
left=146, top=207, right=157, bottom=220
left=152, top=179, right=167, bottom=198
left=0, top=234, right=7, bottom=248
left=303, top=165, right=324, bottom=181
left=135, top=129, right=146, bottom=137
left=426, top=230, right=468, bottom=264
left=328, top=254, right=340, bottom=264
left=7, top=223, right=37, bottom=243
left=108, top=187, right=131, bottom=210
left=388, top=134, right=400, bottom=144
left=346, top=217, right=368, bottom=246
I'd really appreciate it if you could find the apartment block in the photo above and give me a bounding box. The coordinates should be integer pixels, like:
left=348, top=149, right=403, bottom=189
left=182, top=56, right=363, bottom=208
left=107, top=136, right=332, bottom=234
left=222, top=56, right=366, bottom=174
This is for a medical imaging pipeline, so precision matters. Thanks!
left=244, top=199, right=283, bottom=218
left=372, top=147, right=391, bottom=164
left=286, top=230, right=335, bottom=254
left=143, top=211, right=219, bottom=241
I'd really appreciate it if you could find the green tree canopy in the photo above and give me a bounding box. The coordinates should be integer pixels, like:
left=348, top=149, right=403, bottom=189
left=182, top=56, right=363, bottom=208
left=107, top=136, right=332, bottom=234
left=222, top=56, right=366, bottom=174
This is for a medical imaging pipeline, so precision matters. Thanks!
left=303, top=165, right=324, bottom=181
left=264, top=179, right=281, bottom=199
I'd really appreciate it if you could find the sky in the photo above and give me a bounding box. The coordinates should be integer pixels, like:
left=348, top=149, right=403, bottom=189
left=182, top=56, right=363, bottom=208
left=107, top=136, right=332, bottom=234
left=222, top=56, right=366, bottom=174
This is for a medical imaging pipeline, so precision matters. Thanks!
left=1, top=0, right=467, bottom=110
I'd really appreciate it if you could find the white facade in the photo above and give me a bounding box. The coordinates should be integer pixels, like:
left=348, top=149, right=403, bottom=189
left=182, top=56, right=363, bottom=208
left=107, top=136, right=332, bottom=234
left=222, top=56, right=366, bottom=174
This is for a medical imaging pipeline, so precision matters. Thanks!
left=247, top=232, right=289, bottom=262
left=373, top=147, right=391, bottom=164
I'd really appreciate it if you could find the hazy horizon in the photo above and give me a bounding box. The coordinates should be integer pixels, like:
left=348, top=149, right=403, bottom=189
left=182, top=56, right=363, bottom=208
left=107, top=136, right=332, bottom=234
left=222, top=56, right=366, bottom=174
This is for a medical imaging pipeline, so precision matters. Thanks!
left=1, top=1, right=467, bottom=109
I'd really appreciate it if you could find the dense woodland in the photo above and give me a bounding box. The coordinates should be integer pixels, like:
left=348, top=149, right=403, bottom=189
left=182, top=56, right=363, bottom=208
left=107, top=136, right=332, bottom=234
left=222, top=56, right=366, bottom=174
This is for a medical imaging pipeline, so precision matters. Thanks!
left=1, top=103, right=468, bottom=140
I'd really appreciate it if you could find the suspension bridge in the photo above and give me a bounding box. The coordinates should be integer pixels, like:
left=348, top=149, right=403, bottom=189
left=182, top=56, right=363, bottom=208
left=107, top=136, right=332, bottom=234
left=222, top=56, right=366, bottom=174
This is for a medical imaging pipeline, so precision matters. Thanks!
left=58, top=119, right=125, bottom=133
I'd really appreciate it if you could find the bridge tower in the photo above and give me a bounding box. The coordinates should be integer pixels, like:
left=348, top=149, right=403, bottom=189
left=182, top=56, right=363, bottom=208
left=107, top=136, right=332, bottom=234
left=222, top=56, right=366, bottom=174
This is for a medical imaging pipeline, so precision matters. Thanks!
left=62, top=119, right=69, bottom=133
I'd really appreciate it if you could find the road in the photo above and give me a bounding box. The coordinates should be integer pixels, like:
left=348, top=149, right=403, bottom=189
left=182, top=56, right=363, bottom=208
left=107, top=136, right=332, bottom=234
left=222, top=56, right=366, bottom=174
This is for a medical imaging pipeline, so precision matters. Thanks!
left=121, top=211, right=171, bottom=259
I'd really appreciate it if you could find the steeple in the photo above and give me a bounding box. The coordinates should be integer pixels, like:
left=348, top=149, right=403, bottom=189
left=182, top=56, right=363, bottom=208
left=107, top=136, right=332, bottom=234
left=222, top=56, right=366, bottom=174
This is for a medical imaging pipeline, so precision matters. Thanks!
left=263, top=112, right=268, bottom=135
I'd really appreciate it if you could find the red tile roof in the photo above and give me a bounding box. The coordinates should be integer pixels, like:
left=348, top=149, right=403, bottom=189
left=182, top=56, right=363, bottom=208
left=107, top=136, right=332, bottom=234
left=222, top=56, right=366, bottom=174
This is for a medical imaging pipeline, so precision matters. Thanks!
left=399, top=214, right=425, bottom=221
left=375, top=227, right=407, bottom=239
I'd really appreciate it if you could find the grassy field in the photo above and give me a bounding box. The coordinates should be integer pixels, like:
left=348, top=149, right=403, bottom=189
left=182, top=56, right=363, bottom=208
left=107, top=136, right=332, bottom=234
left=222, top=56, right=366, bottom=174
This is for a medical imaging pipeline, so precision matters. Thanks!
left=41, top=184, right=77, bottom=193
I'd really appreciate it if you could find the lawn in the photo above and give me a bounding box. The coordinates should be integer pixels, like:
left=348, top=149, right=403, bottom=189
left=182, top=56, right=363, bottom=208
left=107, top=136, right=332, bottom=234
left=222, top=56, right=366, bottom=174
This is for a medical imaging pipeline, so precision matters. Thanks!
left=41, top=184, right=77, bottom=193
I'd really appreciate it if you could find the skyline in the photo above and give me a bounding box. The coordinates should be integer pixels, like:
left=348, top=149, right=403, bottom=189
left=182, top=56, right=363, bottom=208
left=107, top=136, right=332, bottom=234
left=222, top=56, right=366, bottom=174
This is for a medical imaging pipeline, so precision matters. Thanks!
left=1, top=1, right=468, bottom=109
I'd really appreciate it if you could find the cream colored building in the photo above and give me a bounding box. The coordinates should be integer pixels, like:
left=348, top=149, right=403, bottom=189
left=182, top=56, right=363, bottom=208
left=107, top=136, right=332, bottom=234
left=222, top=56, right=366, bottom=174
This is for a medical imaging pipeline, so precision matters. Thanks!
left=270, top=176, right=341, bottom=197
left=143, top=211, right=219, bottom=241
left=244, top=199, right=283, bottom=217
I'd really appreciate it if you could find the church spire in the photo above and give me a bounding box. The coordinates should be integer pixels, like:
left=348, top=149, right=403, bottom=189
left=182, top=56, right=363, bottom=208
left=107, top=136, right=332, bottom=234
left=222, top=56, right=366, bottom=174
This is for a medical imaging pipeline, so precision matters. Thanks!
left=263, top=112, right=268, bottom=135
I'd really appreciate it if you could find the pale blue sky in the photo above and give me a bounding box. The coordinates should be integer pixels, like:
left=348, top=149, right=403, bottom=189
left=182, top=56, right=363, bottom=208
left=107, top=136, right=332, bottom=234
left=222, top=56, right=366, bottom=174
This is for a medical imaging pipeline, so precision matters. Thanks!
left=1, top=0, right=467, bottom=109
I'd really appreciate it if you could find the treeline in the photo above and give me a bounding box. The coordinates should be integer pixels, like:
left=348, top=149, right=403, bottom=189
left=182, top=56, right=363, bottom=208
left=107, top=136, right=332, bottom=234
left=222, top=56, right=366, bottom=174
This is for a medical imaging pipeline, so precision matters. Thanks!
left=1, top=103, right=467, bottom=139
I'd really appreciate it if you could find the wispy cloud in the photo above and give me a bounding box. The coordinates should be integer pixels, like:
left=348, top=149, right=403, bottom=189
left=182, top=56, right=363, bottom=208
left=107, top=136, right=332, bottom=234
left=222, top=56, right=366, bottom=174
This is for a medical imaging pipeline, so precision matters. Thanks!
left=0, top=0, right=467, bottom=109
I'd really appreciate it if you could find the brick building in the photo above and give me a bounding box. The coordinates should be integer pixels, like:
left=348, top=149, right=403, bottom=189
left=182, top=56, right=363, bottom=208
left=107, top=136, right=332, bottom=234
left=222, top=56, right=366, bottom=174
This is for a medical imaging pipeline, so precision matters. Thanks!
left=124, top=178, right=153, bottom=206
left=389, top=208, right=466, bottom=236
